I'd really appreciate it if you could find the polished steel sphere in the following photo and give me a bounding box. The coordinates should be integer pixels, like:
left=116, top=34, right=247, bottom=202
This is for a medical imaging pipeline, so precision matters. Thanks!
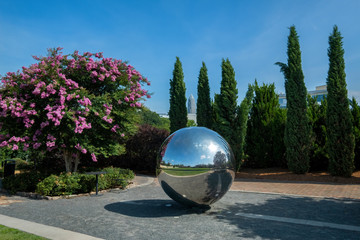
left=157, top=127, right=235, bottom=208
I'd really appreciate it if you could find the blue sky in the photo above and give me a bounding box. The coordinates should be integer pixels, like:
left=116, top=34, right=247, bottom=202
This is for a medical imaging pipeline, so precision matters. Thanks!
left=1, top=0, right=359, bottom=113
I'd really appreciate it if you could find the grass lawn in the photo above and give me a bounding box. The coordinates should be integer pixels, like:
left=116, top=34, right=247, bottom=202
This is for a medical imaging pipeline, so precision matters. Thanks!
left=0, top=224, right=48, bottom=240
left=163, top=168, right=211, bottom=176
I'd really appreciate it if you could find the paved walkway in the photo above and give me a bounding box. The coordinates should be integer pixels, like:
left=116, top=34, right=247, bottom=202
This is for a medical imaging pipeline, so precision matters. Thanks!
left=231, top=178, right=360, bottom=200
left=0, top=174, right=359, bottom=240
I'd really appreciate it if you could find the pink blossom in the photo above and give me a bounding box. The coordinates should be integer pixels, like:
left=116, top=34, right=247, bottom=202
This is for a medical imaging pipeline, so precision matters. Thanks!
left=0, top=141, right=8, bottom=147
left=102, top=116, right=113, bottom=124
left=46, top=141, right=55, bottom=148
left=99, top=75, right=105, bottom=81
left=33, top=143, right=41, bottom=149
left=23, top=143, right=29, bottom=151
left=124, top=97, right=129, bottom=102
left=91, top=153, right=97, bottom=162
left=91, top=71, right=98, bottom=77
left=32, top=88, right=41, bottom=95
left=121, top=133, right=125, bottom=137
left=111, top=124, right=119, bottom=132
left=30, top=103, right=36, bottom=108
left=47, top=134, right=56, bottom=141
left=41, top=121, right=49, bottom=129
left=135, top=102, right=142, bottom=108
left=12, top=144, right=19, bottom=150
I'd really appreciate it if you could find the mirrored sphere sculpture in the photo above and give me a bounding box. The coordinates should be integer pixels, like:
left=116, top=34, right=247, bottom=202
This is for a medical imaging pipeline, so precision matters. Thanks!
left=157, top=127, right=235, bottom=208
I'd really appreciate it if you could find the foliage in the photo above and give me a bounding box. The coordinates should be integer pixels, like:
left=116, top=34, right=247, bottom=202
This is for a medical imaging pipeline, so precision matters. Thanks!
left=186, top=119, right=197, bottom=127
left=307, top=96, right=328, bottom=171
left=0, top=224, right=48, bottom=240
left=0, top=48, right=150, bottom=172
left=351, top=97, right=360, bottom=170
left=245, top=81, right=286, bottom=168
left=124, top=124, right=169, bottom=173
left=212, top=58, right=238, bottom=151
left=196, top=62, right=212, bottom=128
left=326, top=26, right=355, bottom=177
left=35, top=167, right=134, bottom=196
left=2, top=171, right=46, bottom=194
left=36, top=172, right=81, bottom=196
left=137, top=107, right=169, bottom=131
left=276, top=25, right=311, bottom=174
left=233, top=84, right=254, bottom=171
left=98, top=167, right=135, bottom=190
left=169, top=57, right=187, bottom=133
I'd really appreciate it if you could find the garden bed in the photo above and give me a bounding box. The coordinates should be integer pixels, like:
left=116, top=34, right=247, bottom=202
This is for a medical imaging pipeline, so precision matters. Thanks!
left=236, top=167, right=360, bottom=184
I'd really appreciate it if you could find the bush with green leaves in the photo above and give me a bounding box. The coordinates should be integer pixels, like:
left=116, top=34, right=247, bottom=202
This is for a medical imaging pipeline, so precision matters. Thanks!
left=2, top=171, right=46, bottom=194
left=36, top=172, right=81, bottom=196
left=35, top=167, right=134, bottom=196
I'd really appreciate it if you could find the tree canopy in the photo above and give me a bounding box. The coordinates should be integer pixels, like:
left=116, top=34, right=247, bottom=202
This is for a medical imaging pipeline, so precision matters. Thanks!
left=0, top=48, right=150, bottom=172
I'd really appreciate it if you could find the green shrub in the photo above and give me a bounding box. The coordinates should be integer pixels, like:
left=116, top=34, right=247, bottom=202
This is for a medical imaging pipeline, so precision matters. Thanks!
left=36, top=173, right=81, bottom=196
left=13, top=158, right=30, bottom=170
left=99, top=167, right=135, bottom=190
left=36, top=167, right=134, bottom=196
left=2, top=172, right=45, bottom=194
left=78, top=174, right=96, bottom=193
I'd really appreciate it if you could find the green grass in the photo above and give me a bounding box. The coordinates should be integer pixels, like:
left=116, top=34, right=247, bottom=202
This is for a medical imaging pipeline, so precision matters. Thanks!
left=163, top=168, right=211, bottom=176
left=0, top=225, right=48, bottom=240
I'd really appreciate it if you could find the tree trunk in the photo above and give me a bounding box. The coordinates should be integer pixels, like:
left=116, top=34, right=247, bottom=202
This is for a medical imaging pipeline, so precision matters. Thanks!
left=63, top=150, right=80, bottom=172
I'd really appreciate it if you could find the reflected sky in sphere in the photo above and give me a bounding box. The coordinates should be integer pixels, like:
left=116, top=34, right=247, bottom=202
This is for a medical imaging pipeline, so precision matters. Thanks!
left=159, top=127, right=234, bottom=168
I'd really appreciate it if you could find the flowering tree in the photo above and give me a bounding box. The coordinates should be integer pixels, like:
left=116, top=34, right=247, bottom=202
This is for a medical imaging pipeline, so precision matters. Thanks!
left=0, top=48, right=150, bottom=172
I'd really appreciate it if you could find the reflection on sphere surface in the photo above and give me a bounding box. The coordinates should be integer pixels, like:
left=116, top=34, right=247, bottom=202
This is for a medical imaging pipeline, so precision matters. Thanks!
left=157, top=127, right=235, bottom=208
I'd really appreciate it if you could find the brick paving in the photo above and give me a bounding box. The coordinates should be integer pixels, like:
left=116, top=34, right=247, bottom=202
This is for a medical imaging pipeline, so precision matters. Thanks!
left=231, top=178, right=360, bottom=199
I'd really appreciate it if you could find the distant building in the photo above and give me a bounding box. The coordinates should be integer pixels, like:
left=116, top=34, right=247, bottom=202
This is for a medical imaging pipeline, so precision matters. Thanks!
left=279, top=85, right=328, bottom=108
left=187, top=94, right=197, bottom=124
left=158, top=94, right=197, bottom=124
left=188, top=94, right=196, bottom=114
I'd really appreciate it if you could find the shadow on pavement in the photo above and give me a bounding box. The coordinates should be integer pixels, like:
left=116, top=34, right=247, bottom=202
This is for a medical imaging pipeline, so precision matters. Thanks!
left=216, top=195, right=360, bottom=239
left=104, top=199, right=203, bottom=218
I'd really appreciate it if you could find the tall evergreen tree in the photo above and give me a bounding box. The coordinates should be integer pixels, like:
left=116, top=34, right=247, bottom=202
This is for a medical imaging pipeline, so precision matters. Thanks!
left=326, top=26, right=355, bottom=177
left=169, top=57, right=187, bottom=133
left=233, top=84, right=254, bottom=171
left=350, top=97, right=360, bottom=170
left=276, top=26, right=311, bottom=174
left=245, top=81, right=285, bottom=168
left=197, top=62, right=212, bottom=128
left=213, top=58, right=238, bottom=146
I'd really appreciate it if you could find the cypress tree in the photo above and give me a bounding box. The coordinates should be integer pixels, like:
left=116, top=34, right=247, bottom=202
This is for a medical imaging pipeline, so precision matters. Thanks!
left=350, top=97, right=360, bottom=170
left=233, top=84, right=254, bottom=171
left=213, top=58, right=238, bottom=145
left=197, top=62, right=212, bottom=128
left=169, top=57, right=187, bottom=133
left=326, top=26, right=355, bottom=177
left=276, top=25, right=311, bottom=174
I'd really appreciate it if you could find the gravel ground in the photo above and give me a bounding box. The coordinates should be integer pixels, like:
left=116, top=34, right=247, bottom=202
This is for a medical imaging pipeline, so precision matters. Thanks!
left=0, top=181, right=359, bottom=240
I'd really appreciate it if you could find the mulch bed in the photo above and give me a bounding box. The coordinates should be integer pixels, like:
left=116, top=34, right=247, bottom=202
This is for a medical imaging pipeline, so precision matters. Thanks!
left=236, top=168, right=360, bottom=184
